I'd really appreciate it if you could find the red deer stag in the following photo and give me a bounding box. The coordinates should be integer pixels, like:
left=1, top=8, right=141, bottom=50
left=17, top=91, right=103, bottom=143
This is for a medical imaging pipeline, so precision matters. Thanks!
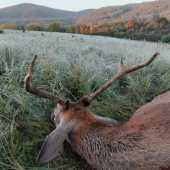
left=24, top=53, right=170, bottom=170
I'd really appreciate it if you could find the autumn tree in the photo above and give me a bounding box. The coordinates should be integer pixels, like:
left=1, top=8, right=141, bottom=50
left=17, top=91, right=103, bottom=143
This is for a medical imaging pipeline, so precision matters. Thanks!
left=85, top=28, right=89, bottom=34
left=26, top=23, right=35, bottom=30
left=66, top=24, right=89, bottom=34
left=26, top=23, right=44, bottom=31
left=0, top=23, right=10, bottom=29
left=47, top=22, right=61, bottom=32
left=0, top=23, right=19, bottom=30
left=66, top=25, right=76, bottom=33
left=11, top=24, right=19, bottom=30
left=125, top=19, right=139, bottom=29
left=139, top=21, right=144, bottom=28
left=109, top=22, right=125, bottom=30
left=76, top=26, right=80, bottom=34
left=155, top=17, right=168, bottom=24
left=95, top=22, right=110, bottom=33
left=80, top=24, right=86, bottom=34
left=89, top=23, right=95, bottom=33
left=146, top=22, right=159, bottom=31
left=159, top=21, right=166, bottom=28
left=101, top=22, right=108, bottom=27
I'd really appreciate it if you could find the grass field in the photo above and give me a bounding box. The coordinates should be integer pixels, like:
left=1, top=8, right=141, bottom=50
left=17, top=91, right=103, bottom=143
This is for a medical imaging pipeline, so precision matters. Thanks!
left=0, top=30, right=170, bottom=170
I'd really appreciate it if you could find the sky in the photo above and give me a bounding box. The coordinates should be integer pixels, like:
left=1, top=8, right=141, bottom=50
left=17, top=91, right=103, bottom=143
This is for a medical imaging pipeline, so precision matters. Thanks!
left=1, top=0, right=156, bottom=11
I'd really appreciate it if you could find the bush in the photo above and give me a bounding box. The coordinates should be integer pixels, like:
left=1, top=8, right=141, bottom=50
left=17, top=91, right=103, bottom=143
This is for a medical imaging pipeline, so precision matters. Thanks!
left=0, top=29, right=4, bottom=34
left=161, top=34, right=170, bottom=43
left=126, top=29, right=135, bottom=36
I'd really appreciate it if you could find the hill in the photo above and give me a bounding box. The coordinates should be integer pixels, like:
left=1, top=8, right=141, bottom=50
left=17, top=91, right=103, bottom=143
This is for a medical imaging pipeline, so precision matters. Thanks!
left=0, top=3, right=95, bottom=27
left=76, top=0, right=170, bottom=25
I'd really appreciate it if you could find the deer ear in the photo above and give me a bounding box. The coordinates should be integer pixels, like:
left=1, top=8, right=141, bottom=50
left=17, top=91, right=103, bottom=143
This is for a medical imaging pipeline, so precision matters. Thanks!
left=36, top=121, right=74, bottom=164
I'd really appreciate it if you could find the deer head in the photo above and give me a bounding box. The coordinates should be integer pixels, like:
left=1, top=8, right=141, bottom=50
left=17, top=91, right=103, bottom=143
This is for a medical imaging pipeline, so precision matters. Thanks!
left=24, top=53, right=170, bottom=170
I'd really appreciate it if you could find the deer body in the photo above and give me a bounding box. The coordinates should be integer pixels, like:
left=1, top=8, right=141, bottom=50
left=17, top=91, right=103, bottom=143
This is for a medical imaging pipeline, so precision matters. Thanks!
left=51, top=93, right=170, bottom=170
left=24, top=53, right=170, bottom=170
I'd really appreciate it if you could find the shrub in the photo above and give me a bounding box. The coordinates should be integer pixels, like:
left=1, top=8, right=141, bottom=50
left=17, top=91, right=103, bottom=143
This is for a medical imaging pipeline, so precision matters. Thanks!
left=136, top=32, right=145, bottom=40
left=129, top=33, right=138, bottom=40
left=161, top=34, right=170, bottom=43
left=165, top=24, right=170, bottom=29
left=126, top=29, right=135, bottom=36
left=0, top=29, right=4, bottom=34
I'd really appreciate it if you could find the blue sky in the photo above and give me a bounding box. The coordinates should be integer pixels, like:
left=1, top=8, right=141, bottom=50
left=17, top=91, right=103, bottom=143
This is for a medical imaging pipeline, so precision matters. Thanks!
left=1, top=0, right=156, bottom=11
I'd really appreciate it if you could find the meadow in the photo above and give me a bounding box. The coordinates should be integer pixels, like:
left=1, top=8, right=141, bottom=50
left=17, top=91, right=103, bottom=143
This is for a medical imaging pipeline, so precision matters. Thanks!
left=0, top=30, right=170, bottom=170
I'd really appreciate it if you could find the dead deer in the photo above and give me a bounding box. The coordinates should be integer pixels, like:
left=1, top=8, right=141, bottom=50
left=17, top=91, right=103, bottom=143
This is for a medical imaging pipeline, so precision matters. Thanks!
left=24, top=53, right=170, bottom=170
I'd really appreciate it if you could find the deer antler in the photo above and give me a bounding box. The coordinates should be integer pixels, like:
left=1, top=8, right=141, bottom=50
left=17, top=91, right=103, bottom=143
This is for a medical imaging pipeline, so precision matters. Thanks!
left=24, top=55, right=68, bottom=105
left=89, top=52, right=159, bottom=100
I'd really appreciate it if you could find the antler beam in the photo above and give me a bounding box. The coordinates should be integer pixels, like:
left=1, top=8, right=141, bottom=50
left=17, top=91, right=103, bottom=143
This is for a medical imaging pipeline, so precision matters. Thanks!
left=24, top=55, right=68, bottom=105
left=89, top=52, right=159, bottom=100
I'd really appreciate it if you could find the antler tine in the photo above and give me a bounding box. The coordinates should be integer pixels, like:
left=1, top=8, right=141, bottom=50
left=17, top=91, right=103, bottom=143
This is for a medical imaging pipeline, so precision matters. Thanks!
left=119, top=57, right=125, bottom=70
left=28, top=55, right=37, bottom=75
left=24, top=55, right=68, bottom=104
left=89, top=52, right=159, bottom=101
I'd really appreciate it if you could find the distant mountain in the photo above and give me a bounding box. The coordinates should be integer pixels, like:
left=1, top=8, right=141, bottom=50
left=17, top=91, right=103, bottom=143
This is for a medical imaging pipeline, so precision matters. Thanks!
left=1, top=1, right=170, bottom=28
left=0, top=3, right=95, bottom=27
left=76, top=0, right=170, bottom=25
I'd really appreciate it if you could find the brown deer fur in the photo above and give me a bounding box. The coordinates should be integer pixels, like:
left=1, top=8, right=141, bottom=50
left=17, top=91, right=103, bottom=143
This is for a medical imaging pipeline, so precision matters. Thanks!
left=49, top=94, right=170, bottom=170
left=24, top=53, right=170, bottom=170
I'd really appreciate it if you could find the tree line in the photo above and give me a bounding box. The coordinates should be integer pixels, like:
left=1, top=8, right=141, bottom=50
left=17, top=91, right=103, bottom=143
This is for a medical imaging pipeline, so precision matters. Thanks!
left=1, top=17, right=169, bottom=32
left=1, top=17, right=170, bottom=42
left=0, top=23, right=25, bottom=30
left=65, top=17, right=170, bottom=34
left=65, top=17, right=170, bottom=42
left=0, top=22, right=64, bottom=32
